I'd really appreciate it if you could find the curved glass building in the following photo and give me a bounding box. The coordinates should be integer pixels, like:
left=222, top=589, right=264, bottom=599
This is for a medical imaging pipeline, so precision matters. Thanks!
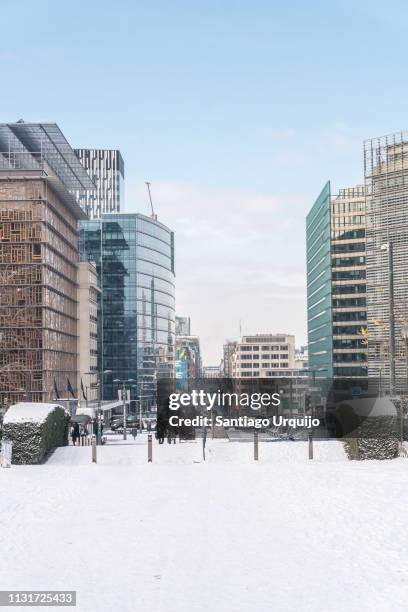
left=79, top=213, right=175, bottom=404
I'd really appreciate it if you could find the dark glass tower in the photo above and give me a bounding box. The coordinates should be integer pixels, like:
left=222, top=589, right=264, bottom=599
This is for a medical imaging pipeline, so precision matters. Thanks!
left=79, top=213, right=175, bottom=404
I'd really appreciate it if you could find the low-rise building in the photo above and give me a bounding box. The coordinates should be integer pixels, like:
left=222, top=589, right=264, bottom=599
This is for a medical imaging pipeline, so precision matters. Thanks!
left=231, top=334, right=295, bottom=378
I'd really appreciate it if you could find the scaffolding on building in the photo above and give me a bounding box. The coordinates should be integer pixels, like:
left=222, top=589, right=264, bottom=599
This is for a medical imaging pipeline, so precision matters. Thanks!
left=364, top=131, right=408, bottom=391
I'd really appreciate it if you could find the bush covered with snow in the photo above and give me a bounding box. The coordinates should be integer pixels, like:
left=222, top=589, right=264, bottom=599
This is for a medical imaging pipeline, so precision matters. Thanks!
left=3, top=403, right=70, bottom=464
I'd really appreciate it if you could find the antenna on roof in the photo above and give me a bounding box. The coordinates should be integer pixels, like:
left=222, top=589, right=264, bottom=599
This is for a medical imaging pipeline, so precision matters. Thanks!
left=145, top=182, right=157, bottom=220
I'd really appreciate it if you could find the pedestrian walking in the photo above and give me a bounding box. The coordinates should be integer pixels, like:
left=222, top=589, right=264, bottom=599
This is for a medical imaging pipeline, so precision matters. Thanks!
left=71, top=421, right=80, bottom=446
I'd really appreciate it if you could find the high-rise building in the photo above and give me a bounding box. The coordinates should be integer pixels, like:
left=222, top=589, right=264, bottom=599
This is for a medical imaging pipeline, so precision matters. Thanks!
left=175, top=316, right=191, bottom=336
left=223, top=340, right=237, bottom=377
left=0, top=122, right=93, bottom=408
left=364, top=131, right=408, bottom=389
left=75, top=149, right=124, bottom=218
left=79, top=213, right=175, bottom=404
left=77, top=261, right=100, bottom=404
left=231, top=334, right=295, bottom=377
left=306, top=182, right=367, bottom=378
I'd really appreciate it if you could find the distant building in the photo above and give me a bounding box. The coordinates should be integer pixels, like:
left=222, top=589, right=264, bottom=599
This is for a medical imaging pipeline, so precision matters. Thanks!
left=175, top=336, right=201, bottom=379
left=77, top=261, right=100, bottom=404
left=231, top=334, right=295, bottom=378
left=223, top=340, right=238, bottom=377
left=295, top=346, right=308, bottom=370
left=202, top=365, right=222, bottom=378
left=176, top=316, right=191, bottom=336
left=75, top=148, right=124, bottom=218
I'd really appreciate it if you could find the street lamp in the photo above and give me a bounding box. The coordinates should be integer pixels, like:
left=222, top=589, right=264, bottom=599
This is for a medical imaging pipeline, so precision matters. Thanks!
left=84, top=369, right=112, bottom=445
left=113, top=379, right=136, bottom=440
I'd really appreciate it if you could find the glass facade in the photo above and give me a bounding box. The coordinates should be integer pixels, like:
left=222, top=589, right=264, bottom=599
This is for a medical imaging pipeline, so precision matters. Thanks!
left=307, top=182, right=368, bottom=379
left=79, top=213, right=175, bottom=403
left=306, top=181, right=333, bottom=377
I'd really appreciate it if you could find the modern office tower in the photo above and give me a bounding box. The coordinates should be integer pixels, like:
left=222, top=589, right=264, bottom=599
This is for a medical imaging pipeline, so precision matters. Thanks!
left=175, top=335, right=202, bottom=378
left=175, top=316, right=191, bottom=336
left=331, top=185, right=367, bottom=377
left=77, top=261, right=100, bottom=404
left=75, top=149, right=124, bottom=218
left=364, top=132, right=408, bottom=390
left=231, top=334, right=295, bottom=378
left=306, top=182, right=334, bottom=377
left=79, top=213, right=175, bottom=404
left=223, top=340, right=238, bottom=377
left=0, top=122, right=93, bottom=408
left=306, top=182, right=367, bottom=378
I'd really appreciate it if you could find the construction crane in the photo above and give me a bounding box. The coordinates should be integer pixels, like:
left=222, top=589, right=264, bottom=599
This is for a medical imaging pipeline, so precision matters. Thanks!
left=145, top=182, right=157, bottom=220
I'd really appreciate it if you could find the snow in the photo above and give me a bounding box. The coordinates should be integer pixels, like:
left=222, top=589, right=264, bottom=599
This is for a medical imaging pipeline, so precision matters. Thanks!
left=1, top=435, right=408, bottom=612
left=3, top=402, right=66, bottom=424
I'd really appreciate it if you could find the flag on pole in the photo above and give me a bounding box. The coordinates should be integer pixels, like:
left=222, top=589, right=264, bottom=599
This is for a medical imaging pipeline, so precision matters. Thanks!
left=67, top=378, right=75, bottom=399
left=81, top=378, right=87, bottom=402
left=53, top=378, right=60, bottom=400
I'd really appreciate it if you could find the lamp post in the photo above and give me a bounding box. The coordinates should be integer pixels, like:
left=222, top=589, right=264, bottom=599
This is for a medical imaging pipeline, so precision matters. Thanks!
left=84, top=369, right=112, bottom=445
left=381, top=242, right=396, bottom=395
left=113, top=379, right=136, bottom=440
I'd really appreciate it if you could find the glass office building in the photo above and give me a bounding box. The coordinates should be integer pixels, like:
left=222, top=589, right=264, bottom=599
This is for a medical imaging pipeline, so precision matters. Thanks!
left=306, top=181, right=333, bottom=377
left=79, top=213, right=175, bottom=403
left=75, top=149, right=124, bottom=218
left=307, top=181, right=368, bottom=379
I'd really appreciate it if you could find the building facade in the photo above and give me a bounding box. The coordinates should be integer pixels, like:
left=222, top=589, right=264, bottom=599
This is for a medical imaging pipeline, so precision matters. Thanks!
left=0, top=122, right=93, bottom=408
left=175, top=316, right=191, bottom=336
left=364, top=132, right=408, bottom=390
left=306, top=182, right=367, bottom=378
left=331, top=185, right=367, bottom=377
left=231, top=334, right=295, bottom=378
left=77, top=261, right=100, bottom=404
left=223, top=340, right=238, bottom=377
left=175, top=335, right=201, bottom=379
left=75, top=149, right=124, bottom=218
left=306, top=182, right=333, bottom=377
left=79, top=213, right=175, bottom=403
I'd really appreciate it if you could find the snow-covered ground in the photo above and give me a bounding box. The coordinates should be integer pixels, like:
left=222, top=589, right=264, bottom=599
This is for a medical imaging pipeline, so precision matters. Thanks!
left=1, top=435, right=408, bottom=612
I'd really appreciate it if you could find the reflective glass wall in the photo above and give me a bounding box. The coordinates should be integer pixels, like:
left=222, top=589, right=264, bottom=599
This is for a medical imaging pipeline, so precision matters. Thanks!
left=79, top=214, right=175, bottom=404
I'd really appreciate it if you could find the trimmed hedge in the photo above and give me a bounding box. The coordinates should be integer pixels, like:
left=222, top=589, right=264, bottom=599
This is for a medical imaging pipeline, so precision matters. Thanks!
left=3, top=405, right=70, bottom=464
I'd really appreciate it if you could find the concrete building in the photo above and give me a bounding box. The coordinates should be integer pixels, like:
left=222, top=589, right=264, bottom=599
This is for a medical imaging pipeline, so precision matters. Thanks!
left=0, top=122, right=93, bottom=408
left=75, top=149, right=124, bottom=218
left=306, top=182, right=367, bottom=378
left=364, top=132, right=408, bottom=391
left=202, top=365, right=222, bottom=378
left=77, top=261, right=100, bottom=404
left=231, top=334, right=295, bottom=378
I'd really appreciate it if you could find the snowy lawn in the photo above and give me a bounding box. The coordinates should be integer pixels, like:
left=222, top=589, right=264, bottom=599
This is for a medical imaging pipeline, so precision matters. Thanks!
left=1, top=436, right=408, bottom=612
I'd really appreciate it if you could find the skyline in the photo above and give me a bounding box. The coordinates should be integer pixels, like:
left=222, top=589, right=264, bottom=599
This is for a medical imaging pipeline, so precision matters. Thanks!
left=3, top=0, right=408, bottom=362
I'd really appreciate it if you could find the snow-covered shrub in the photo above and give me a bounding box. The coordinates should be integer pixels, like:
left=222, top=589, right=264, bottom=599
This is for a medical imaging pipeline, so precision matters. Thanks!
left=3, top=403, right=70, bottom=464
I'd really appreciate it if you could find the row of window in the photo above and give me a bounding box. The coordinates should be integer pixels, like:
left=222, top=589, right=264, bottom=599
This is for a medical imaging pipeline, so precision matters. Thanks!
left=240, top=345, right=289, bottom=351
left=239, top=354, right=289, bottom=360
left=239, top=363, right=289, bottom=369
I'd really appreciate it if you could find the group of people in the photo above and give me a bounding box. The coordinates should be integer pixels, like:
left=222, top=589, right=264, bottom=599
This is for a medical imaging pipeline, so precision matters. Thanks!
left=156, top=418, right=177, bottom=445
left=70, top=419, right=101, bottom=446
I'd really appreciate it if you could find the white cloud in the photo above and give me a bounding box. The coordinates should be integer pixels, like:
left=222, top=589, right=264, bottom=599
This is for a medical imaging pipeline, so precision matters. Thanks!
left=126, top=181, right=307, bottom=363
